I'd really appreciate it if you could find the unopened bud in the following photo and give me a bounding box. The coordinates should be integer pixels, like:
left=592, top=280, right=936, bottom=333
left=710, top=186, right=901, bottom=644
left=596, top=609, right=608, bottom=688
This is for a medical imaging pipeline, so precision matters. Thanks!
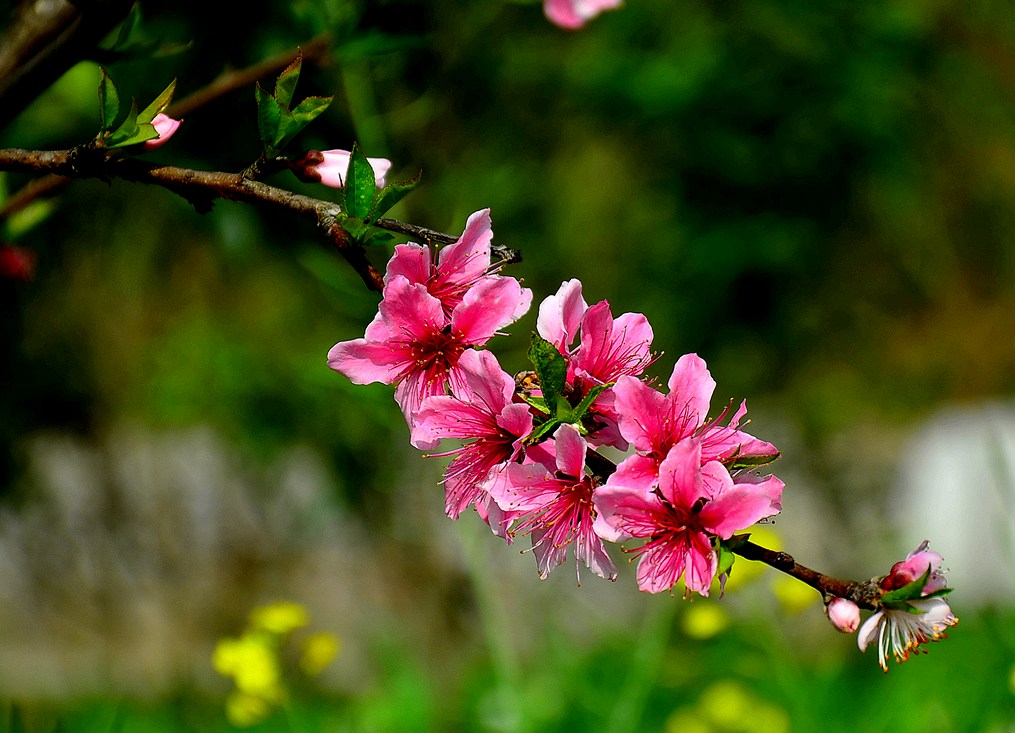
left=290, top=149, right=391, bottom=189
left=825, top=597, right=860, bottom=633
left=143, top=114, right=182, bottom=150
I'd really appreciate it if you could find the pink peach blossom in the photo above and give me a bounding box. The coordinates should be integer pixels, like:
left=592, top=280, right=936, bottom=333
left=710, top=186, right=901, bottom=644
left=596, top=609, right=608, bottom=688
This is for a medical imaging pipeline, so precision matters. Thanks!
left=594, top=439, right=783, bottom=595
left=490, top=425, right=616, bottom=582
left=412, top=349, right=533, bottom=519
left=609, top=354, right=778, bottom=491
left=385, top=209, right=528, bottom=317
left=327, top=274, right=529, bottom=429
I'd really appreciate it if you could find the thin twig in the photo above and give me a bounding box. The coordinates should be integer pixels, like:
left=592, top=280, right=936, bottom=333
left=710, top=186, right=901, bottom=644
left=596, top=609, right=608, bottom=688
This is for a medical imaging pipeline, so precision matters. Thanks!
left=0, top=147, right=385, bottom=291
left=731, top=540, right=882, bottom=609
left=0, top=37, right=335, bottom=223
left=168, top=34, right=333, bottom=119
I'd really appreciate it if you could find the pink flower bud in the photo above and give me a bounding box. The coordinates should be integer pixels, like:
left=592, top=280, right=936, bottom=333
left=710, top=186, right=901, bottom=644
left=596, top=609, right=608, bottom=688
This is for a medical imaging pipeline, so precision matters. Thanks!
left=825, top=597, right=860, bottom=634
left=0, top=245, right=36, bottom=282
left=292, top=149, right=392, bottom=189
left=880, top=540, right=946, bottom=594
left=143, top=114, right=182, bottom=150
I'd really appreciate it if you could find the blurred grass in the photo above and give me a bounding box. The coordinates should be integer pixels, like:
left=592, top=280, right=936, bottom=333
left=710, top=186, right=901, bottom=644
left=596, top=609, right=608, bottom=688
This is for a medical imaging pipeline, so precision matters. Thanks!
left=2, top=604, right=1013, bottom=733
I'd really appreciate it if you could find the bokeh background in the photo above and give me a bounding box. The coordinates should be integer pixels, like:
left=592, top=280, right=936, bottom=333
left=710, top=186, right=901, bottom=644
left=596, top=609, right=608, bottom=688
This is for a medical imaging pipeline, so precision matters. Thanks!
left=2, top=0, right=1015, bottom=730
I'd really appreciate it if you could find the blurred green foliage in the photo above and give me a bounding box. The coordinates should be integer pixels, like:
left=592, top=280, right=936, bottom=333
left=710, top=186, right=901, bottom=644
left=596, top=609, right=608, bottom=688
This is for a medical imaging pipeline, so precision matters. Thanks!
left=4, top=0, right=1015, bottom=490
left=2, top=0, right=1015, bottom=729
left=3, top=604, right=1014, bottom=732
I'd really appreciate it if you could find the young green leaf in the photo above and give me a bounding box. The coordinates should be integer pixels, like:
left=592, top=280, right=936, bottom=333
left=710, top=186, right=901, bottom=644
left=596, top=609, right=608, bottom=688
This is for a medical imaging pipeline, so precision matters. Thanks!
left=137, top=79, right=177, bottom=124
left=571, top=382, right=612, bottom=424
left=97, top=68, right=120, bottom=132
left=290, top=95, right=332, bottom=128
left=528, top=334, right=567, bottom=417
left=370, top=171, right=422, bottom=220
left=343, top=144, right=377, bottom=220
left=110, top=2, right=143, bottom=52
left=274, top=50, right=302, bottom=109
left=106, top=100, right=142, bottom=147
left=255, top=83, right=283, bottom=157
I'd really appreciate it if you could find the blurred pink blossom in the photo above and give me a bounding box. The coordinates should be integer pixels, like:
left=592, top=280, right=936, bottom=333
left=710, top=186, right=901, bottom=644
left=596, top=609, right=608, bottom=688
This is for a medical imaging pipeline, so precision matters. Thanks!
left=545, top=0, right=622, bottom=29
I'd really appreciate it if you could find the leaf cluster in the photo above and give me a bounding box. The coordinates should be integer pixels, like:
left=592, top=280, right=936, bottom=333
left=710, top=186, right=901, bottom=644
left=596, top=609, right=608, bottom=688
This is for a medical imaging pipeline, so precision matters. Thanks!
left=96, top=69, right=176, bottom=149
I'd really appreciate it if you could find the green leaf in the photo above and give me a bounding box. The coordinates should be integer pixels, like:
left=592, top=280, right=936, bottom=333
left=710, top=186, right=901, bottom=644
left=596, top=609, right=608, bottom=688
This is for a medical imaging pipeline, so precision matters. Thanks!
left=274, top=50, right=302, bottom=109
left=370, top=171, right=421, bottom=220
left=525, top=417, right=564, bottom=445
left=110, top=2, right=143, bottom=51
left=716, top=543, right=737, bottom=578
left=571, top=382, right=613, bottom=424
left=518, top=393, right=550, bottom=415
left=255, top=83, right=283, bottom=156
left=880, top=565, right=934, bottom=606
left=290, top=95, right=332, bottom=127
left=106, top=100, right=142, bottom=147
left=728, top=451, right=781, bottom=471
left=137, top=78, right=176, bottom=125
left=341, top=217, right=371, bottom=244
left=97, top=68, right=120, bottom=132
left=527, top=334, right=567, bottom=417
left=343, top=144, right=376, bottom=220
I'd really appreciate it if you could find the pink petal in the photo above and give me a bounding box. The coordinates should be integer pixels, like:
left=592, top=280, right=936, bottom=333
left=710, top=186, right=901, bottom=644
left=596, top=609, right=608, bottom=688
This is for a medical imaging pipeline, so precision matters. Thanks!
left=489, top=462, right=558, bottom=513
left=592, top=485, right=662, bottom=542
left=656, top=439, right=704, bottom=509
left=544, top=0, right=622, bottom=29
left=697, top=471, right=784, bottom=539
left=436, top=208, right=493, bottom=285
left=576, top=306, right=653, bottom=383
left=327, top=338, right=404, bottom=384
left=613, top=375, right=669, bottom=453
left=384, top=243, right=431, bottom=286
left=682, top=530, right=718, bottom=595
left=552, top=424, right=587, bottom=478
left=411, top=395, right=490, bottom=442
left=635, top=538, right=687, bottom=593
left=455, top=348, right=514, bottom=408
left=536, top=279, right=587, bottom=352
left=607, top=453, right=659, bottom=493
left=666, top=353, right=716, bottom=423
left=143, top=113, right=181, bottom=150
left=496, top=404, right=535, bottom=445
left=379, top=276, right=447, bottom=340
left=452, top=277, right=531, bottom=343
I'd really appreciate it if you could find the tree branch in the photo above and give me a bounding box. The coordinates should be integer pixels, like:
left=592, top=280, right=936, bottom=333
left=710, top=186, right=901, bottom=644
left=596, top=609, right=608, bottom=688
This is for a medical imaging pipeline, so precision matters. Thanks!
left=731, top=540, right=883, bottom=609
left=0, top=146, right=385, bottom=291
left=168, top=33, right=334, bottom=119
left=0, top=0, right=136, bottom=131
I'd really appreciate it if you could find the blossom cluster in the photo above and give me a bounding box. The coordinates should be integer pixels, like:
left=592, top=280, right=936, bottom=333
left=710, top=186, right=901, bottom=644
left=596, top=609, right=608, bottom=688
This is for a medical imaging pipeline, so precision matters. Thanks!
left=328, top=209, right=784, bottom=595
left=825, top=541, right=958, bottom=671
